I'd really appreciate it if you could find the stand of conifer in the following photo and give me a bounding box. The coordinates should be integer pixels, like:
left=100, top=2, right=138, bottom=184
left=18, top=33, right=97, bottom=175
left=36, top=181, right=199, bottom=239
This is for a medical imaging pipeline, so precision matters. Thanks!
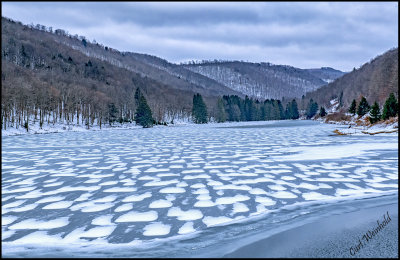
left=369, top=101, right=381, bottom=124
left=134, top=91, right=153, bottom=128
left=357, top=96, right=370, bottom=116
left=192, top=93, right=208, bottom=124
left=381, top=93, right=398, bottom=120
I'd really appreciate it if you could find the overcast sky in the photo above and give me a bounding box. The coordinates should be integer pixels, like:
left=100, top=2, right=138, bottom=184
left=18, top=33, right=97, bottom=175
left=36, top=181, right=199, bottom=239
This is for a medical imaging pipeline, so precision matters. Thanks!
left=2, top=1, right=398, bottom=71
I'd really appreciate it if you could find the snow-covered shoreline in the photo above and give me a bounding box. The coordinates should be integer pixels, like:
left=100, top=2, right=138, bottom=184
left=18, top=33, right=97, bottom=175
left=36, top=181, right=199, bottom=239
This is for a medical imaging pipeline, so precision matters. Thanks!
left=324, top=115, right=398, bottom=136
left=1, top=119, right=195, bottom=137
left=2, top=116, right=398, bottom=137
left=0, top=119, right=290, bottom=137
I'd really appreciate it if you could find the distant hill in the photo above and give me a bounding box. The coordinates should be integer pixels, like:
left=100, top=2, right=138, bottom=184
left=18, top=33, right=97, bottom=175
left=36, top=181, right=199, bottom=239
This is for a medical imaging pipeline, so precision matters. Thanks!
left=180, top=61, right=345, bottom=100
left=304, top=67, right=346, bottom=84
left=305, top=48, right=398, bottom=109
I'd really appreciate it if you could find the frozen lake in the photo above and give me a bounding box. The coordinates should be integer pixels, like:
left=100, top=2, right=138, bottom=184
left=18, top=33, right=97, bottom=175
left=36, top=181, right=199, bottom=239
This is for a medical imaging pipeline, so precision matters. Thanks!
left=2, top=120, right=398, bottom=257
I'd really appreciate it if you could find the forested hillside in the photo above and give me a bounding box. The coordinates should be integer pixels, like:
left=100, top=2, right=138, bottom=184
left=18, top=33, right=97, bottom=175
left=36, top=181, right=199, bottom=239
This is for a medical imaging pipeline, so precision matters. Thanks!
left=2, top=17, right=238, bottom=130
left=305, top=48, right=398, bottom=110
left=181, top=61, right=345, bottom=100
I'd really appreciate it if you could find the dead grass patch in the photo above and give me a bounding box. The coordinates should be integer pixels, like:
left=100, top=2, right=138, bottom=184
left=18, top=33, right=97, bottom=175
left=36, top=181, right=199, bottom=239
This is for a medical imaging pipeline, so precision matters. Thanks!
left=333, top=129, right=348, bottom=135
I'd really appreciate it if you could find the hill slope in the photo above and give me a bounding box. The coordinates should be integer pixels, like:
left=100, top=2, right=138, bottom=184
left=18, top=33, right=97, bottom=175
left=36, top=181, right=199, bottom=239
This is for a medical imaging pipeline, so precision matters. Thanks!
left=181, top=61, right=345, bottom=100
left=1, top=17, right=242, bottom=128
left=305, top=48, right=398, bottom=109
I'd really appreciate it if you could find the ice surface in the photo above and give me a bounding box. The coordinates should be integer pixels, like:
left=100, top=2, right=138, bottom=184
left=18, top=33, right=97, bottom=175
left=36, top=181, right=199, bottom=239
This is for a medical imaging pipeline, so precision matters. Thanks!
left=115, top=211, right=158, bottom=222
left=1, top=120, right=397, bottom=256
left=167, top=207, right=203, bottom=221
left=80, top=202, right=114, bottom=212
left=302, top=192, right=335, bottom=200
left=143, top=222, right=171, bottom=236
left=42, top=201, right=73, bottom=209
left=2, top=216, right=18, bottom=226
left=3, top=200, right=27, bottom=208
left=270, top=191, right=297, bottom=199
left=232, top=202, right=249, bottom=213
left=215, top=195, right=250, bottom=205
left=276, top=142, right=397, bottom=161
left=194, top=200, right=216, bottom=207
left=11, top=231, right=63, bottom=243
left=91, top=215, right=114, bottom=226
left=102, top=187, right=136, bottom=193
left=9, top=217, right=69, bottom=230
left=81, top=226, right=116, bottom=238
left=159, top=187, right=186, bottom=193
left=149, top=200, right=173, bottom=208
left=122, top=192, right=152, bottom=202
left=178, top=222, right=195, bottom=234
left=202, top=216, right=234, bottom=227
left=9, top=203, right=38, bottom=212
left=114, top=203, right=133, bottom=212
left=255, top=196, right=276, bottom=206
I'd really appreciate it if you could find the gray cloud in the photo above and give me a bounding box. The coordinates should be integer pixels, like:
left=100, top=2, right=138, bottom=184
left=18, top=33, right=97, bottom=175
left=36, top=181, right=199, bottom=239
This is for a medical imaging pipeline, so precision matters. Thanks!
left=2, top=2, right=398, bottom=71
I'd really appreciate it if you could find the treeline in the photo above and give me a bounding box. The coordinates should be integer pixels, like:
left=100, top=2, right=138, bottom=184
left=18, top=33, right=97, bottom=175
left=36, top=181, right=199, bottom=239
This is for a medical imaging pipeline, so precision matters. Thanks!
left=210, top=95, right=308, bottom=123
left=348, top=93, right=398, bottom=124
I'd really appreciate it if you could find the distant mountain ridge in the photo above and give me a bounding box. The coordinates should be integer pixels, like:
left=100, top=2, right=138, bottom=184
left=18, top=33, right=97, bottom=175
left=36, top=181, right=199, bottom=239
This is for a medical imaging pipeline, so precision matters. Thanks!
left=180, top=61, right=345, bottom=100
left=304, top=67, right=346, bottom=84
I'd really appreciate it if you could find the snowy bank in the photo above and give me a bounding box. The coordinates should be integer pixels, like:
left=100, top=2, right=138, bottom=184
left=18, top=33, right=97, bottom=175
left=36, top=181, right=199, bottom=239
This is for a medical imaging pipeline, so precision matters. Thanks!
left=327, top=115, right=398, bottom=136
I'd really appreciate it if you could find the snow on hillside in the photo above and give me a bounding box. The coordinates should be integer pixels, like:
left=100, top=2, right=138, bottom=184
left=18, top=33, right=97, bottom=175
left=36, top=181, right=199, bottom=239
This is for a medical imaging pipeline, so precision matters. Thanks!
left=184, top=64, right=325, bottom=100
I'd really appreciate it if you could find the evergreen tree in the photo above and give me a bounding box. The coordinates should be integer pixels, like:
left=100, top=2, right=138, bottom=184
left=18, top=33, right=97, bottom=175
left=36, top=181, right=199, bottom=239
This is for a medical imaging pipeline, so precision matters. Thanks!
left=134, top=95, right=153, bottom=128
left=244, top=96, right=257, bottom=121
left=277, top=100, right=285, bottom=119
left=306, top=99, right=318, bottom=119
left=108, top=103, right=118, bottom=125
left=381, top=93, right=398, bottom=120
left=357, top=96, right=370, bottom=116
left=216, top=97, right=226, bottom=123
left=319, top=106, right=327, bottom=117
left=192, top=93, right=208, bottom=124
left=286, top=99, right=299, bottom=119
left=338, top=91, right=343, bottom=107
left=134, top=87, right=142, bottom=106
left=369, top=102, right=381, bottom=124
left=231, top=104, right=241, bottom=121
left=349, top=99, right=357, bottom=115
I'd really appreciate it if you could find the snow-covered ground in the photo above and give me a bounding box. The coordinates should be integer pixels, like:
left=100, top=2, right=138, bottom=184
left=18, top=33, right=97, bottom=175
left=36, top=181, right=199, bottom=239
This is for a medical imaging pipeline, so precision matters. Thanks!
left=1, top=117, right=194, bottom=137
left=2, top=120, right=398, bottom=257
left=321, top=98, right=398, bottom=136
left=324, top=114, right=398, bottom=136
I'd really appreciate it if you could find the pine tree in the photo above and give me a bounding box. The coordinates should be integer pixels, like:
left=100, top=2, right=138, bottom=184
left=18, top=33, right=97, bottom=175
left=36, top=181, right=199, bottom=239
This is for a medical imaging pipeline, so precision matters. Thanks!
left=349, top=99, right=357, bottom=115
left=319, top=106, right=327, bottom=117
left=134, top=95, right=153, bottom=128
left=216, top=97, right=226, bottom=123
left=357, top=96, right=370, bottom=116
left=369, top=102, right=381, bottom=124
left=192, top=93, right=208, bottom=124
left=134, top=87, right=142, bottom=106
left=286, top=99, right=299, bottom=120
left=277, top=100, right=285, bottom=119
left=381, top=93, right=398, bottom=120
left=293, top=100, right=299, bottom=119
left=338, top=91, right=344, bottom=107
left=108, top=103, right=118, bottom=125
left=306, top=99, right=318, bottom=119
